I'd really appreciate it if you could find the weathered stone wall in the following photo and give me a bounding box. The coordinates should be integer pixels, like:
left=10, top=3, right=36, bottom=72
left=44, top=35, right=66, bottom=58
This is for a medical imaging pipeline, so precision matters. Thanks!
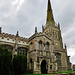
left=0, top=32, right=28, bottom=56
left=28, top=33, right=57, bottom=73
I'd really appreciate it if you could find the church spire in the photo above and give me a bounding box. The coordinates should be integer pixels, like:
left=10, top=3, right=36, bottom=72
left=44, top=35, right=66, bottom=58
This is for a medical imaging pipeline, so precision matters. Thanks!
left=46, top=0, right=55, bottom=25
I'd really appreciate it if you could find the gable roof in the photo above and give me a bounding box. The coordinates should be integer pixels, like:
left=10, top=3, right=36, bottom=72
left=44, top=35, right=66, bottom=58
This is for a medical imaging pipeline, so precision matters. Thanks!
left=29, top=32, right=53, bottom=42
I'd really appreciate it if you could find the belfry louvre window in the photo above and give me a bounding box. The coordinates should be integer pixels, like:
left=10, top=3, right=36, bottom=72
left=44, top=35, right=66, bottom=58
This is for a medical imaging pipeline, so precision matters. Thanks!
left=46, top=42, right=49, bottom=50
left=39, top=41, right=42, bottom=49
left=55, top=32, right=57, bottom=38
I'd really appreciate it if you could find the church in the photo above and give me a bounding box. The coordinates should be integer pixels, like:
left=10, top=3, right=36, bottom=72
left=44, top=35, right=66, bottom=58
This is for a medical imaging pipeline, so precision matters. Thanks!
left=0, top=0, right=72, bottom=74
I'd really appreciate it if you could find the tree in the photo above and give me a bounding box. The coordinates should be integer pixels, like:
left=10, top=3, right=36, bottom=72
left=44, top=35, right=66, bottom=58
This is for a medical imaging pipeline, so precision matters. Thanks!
left=13, top=54, right=27, bottom=75
left=0, top=46, right=12, bottom=75
left=0, top=46, right=27, bottom=75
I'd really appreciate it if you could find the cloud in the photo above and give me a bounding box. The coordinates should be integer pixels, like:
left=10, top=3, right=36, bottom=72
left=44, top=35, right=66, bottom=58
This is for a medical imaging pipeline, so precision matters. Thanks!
left=12, top=0, right=18, bottom=5
left=12, top=0, right=25, bottom=11
left=0, top=0, right=75, bottom=64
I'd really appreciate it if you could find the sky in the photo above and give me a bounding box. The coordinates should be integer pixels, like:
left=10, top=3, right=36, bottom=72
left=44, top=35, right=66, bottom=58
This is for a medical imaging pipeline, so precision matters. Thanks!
left=0, top=0, right=75, bottom=64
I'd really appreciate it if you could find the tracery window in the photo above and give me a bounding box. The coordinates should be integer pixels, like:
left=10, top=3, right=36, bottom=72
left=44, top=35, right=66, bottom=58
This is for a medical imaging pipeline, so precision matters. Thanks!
left=39, top=41, right=42, bottom=49
left=53, top=31, right=54, bottom=37
left=30, top=58, right=33, bottom=71
left=55, top=32, right=57, bottom=38
left=46, top=42, right=49, bottom=50
left=0, top=44, right=13, bottom=53
left=18, top=47, right=27, bottom=55
left=30, top=42, right=33, bottom=50
left=55, top=53, right=61, bottom=66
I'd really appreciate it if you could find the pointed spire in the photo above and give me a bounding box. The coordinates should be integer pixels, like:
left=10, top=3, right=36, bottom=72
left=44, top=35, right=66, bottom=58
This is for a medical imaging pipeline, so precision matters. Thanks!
left=46, top=0, right=55, bottom=25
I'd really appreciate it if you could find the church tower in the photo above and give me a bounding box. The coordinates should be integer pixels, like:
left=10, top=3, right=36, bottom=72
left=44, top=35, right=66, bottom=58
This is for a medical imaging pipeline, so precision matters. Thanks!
left=44, top=0, right=63, bottom=50
left=43, top=0, right=72, bottom=71
left=27, top=0, right=72, bottom=73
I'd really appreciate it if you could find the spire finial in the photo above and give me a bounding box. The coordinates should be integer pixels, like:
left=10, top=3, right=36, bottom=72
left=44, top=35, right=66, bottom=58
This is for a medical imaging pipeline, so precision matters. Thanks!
left=65, top=44, right=67, bottom=49
left=42, top=25, right=44, bottom=32
left=0, top=27, right=2, bottom=33
left=16, top=31, right=19, bottom=37
left=46, top=0, right=55, bottom=25
left=58, top=23, right=60, bottom=29
left=35, top=27, right=37, bottom=34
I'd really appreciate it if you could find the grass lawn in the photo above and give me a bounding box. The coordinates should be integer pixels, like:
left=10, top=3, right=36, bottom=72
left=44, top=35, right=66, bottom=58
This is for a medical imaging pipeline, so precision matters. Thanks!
left=58, top=71, right=75, bottom=74
left=58, top=71, right=75, bottom=75
left=23, top=74, right=56, bottom=75
left=23, top=71, right=75, bottom=75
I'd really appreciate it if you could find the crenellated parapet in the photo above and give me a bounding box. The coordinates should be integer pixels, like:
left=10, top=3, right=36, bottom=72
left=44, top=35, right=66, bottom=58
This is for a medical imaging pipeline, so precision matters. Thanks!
left=0, top=27, right=28, bottom=56
left=0, top=33, right=28, bottom=42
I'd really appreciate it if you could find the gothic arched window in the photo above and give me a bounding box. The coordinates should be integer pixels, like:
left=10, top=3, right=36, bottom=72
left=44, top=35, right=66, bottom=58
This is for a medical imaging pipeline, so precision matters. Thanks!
left=39, top=41, right=42, bottom=49
left=0, top=44, right=13, bottom=53
left=30, top=42, right=33, bottom=50
left=46, top=42, right=49, bottom=50
left=55, top=53, right=61, bottom=66
left=55, top=32, right=57, bottom=38
left=30, top=58, right=33, bottom=71
left=18, top=47, right=27, bottom=55
left=53, top=31, right=54, bottom=37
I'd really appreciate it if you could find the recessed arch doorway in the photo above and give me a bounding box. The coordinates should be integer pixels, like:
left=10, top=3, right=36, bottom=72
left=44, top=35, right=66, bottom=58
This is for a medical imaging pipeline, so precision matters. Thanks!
left=41, top=60, right=47, bottom=74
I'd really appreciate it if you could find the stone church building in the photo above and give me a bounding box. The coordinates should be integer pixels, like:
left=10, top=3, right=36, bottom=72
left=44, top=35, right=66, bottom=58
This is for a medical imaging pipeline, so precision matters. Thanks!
left=0, top=0, right=72, bottom=74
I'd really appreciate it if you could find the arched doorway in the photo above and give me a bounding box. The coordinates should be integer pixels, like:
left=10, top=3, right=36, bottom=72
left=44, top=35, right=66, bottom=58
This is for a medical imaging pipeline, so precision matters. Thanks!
left=41, top=60, right=47, bottom=74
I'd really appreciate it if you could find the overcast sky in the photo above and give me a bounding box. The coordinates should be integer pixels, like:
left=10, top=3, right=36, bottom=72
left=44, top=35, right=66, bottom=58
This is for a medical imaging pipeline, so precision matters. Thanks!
left=0, top=0, right=75, bottom=64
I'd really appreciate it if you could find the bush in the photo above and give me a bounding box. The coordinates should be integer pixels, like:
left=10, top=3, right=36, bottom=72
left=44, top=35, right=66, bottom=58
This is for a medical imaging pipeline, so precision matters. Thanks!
left=0, top=46, right=27, bottom=75
left=0, top=47, right=12, bottom=75
left=13, top=54, right=27, bottom=75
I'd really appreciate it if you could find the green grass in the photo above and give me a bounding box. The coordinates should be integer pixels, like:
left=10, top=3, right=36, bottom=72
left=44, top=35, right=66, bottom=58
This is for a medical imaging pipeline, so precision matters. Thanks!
left=23, top=74, right=56, bottom=75
left=58, top=71, right=75, bottom=74
left=23, top=71, right=75, bottom=75
left=58, top=71, right=75, bottom=75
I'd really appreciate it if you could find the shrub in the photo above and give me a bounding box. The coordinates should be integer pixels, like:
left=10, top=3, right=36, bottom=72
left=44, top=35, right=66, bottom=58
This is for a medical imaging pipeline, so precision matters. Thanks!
left=13, top=54, right=27, bottom=75
left=0, top=47, right=12, bottom=75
